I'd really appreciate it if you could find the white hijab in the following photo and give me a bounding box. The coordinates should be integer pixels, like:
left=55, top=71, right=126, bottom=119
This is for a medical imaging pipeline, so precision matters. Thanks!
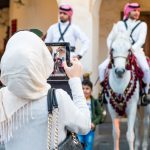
left=0, top=31, right=54, bottom=142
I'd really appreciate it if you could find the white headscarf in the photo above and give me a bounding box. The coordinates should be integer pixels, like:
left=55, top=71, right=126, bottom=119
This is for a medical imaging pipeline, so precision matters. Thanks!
left=0, top=31, right=54, bottom=142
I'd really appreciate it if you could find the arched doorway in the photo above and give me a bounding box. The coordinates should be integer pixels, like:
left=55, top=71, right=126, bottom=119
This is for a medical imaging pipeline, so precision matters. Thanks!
left=140, top=12, right=150, bottom=57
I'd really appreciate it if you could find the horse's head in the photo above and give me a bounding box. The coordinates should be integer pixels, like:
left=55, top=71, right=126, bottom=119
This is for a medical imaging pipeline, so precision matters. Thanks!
left=110, top=31, right=132, bottom=78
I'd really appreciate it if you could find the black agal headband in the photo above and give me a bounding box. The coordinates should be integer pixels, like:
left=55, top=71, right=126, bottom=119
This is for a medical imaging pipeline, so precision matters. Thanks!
left=59, top=6, right=72, bottom=11
left=128, top=4, right=140, bottom=9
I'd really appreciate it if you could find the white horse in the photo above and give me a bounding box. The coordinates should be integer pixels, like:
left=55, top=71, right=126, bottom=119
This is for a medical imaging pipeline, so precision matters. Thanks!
left=135, top=101, right=150, bottom=150
left=103, top=32, right=140, bottom=150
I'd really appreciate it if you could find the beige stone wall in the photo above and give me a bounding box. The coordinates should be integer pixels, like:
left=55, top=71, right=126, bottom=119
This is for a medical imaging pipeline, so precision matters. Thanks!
left=9, top=0, right=58, bottom=34
left=0, top=8, right=9, bottom=56
left=99, top=0, right=125, bottom=63
left=90, top=0, right=102, bottom=96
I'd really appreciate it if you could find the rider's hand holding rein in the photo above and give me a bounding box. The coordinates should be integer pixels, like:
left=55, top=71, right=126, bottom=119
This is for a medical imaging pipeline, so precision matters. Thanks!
left=63, top=58, right=83, bottom=78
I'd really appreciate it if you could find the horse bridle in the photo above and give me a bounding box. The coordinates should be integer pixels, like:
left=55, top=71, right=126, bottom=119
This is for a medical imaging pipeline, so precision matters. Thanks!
left=109, top=48, right=132, bottom=69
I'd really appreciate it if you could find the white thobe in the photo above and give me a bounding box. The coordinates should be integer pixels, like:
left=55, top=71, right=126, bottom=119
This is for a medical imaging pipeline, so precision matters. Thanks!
left=45, top=21, right=89, bottom=57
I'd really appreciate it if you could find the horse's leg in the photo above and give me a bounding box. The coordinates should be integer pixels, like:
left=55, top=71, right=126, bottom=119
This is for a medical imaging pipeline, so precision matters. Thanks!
left=126, top=102, right=138, bottom=150
left=142, top=105, right=150, bottom=150
left=112, top=118, right=120, bottom=150
left=134, top=107, right=141, bottom=150
left=107, top=103, right=120, bottom=150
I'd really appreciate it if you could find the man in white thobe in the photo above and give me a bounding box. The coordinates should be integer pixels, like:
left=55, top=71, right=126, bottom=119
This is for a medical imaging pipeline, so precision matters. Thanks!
left=45, top=4, right=89, bottom=60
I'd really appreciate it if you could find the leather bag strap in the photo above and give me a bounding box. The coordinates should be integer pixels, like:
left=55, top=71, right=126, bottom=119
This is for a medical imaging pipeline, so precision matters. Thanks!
left=47, top=88, right=59, bottom=150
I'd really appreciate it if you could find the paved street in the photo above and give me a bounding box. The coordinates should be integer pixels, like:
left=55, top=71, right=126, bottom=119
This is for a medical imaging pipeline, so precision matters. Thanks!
left=94, top=122, right=129, bottom=150
left=0, top=145, right=4, bottom=150
left=93, top=105, right=150, bottom=150
left=0, top=121, right=149, bottom=150
left=94, top=121, right=150, bottom=150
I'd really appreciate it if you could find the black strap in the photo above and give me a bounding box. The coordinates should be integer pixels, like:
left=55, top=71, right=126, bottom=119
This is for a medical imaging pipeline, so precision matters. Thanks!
left=123, top=20, right=142, bottom=44
left=130, top=21, right=142, bottom=44
left=123, top=19, right=128, bottom=30
left=130, top=21, right=142, bottom=36
left=47, top=88, right=58, bottom=114
left=58, top=23, right=71, bottom=42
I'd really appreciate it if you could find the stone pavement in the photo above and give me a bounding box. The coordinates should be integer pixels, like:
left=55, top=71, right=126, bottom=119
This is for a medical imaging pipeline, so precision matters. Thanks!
left=0, top=122, right=149, bottom=150
left=93, top=105, right=150, bottom=150
left=93, top=121, right=150, bottom=150
left=0, top=145, right=4, bottom=150
left=93, top=122, right=129, bottom=150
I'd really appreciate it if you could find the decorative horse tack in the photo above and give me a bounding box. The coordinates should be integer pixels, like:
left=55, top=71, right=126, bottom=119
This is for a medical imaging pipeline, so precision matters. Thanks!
left=104, top=73, right=136, bottom=116
left=104, top=50, right=143, bottom=116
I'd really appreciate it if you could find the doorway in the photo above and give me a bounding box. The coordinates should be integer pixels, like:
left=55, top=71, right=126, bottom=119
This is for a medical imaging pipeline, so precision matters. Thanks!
left=140, top=12, right=150, bottom=57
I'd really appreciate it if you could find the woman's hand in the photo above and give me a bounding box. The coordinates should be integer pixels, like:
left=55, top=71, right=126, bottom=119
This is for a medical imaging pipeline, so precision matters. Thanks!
left=63, top=58, right=83, bottom=78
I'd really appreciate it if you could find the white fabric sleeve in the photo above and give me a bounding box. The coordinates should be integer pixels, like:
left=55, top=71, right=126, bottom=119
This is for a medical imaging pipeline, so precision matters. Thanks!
left=107, top=30, right=114, bottom=50
left=56, top=77, right=91, bottom=135
left=44, top=26, right=54, bottom=43
left=74, top=26, right=89, bottom=57
left=132, top=22, right=147, bottom=51
left=107, top=23, right=118, bottom=50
